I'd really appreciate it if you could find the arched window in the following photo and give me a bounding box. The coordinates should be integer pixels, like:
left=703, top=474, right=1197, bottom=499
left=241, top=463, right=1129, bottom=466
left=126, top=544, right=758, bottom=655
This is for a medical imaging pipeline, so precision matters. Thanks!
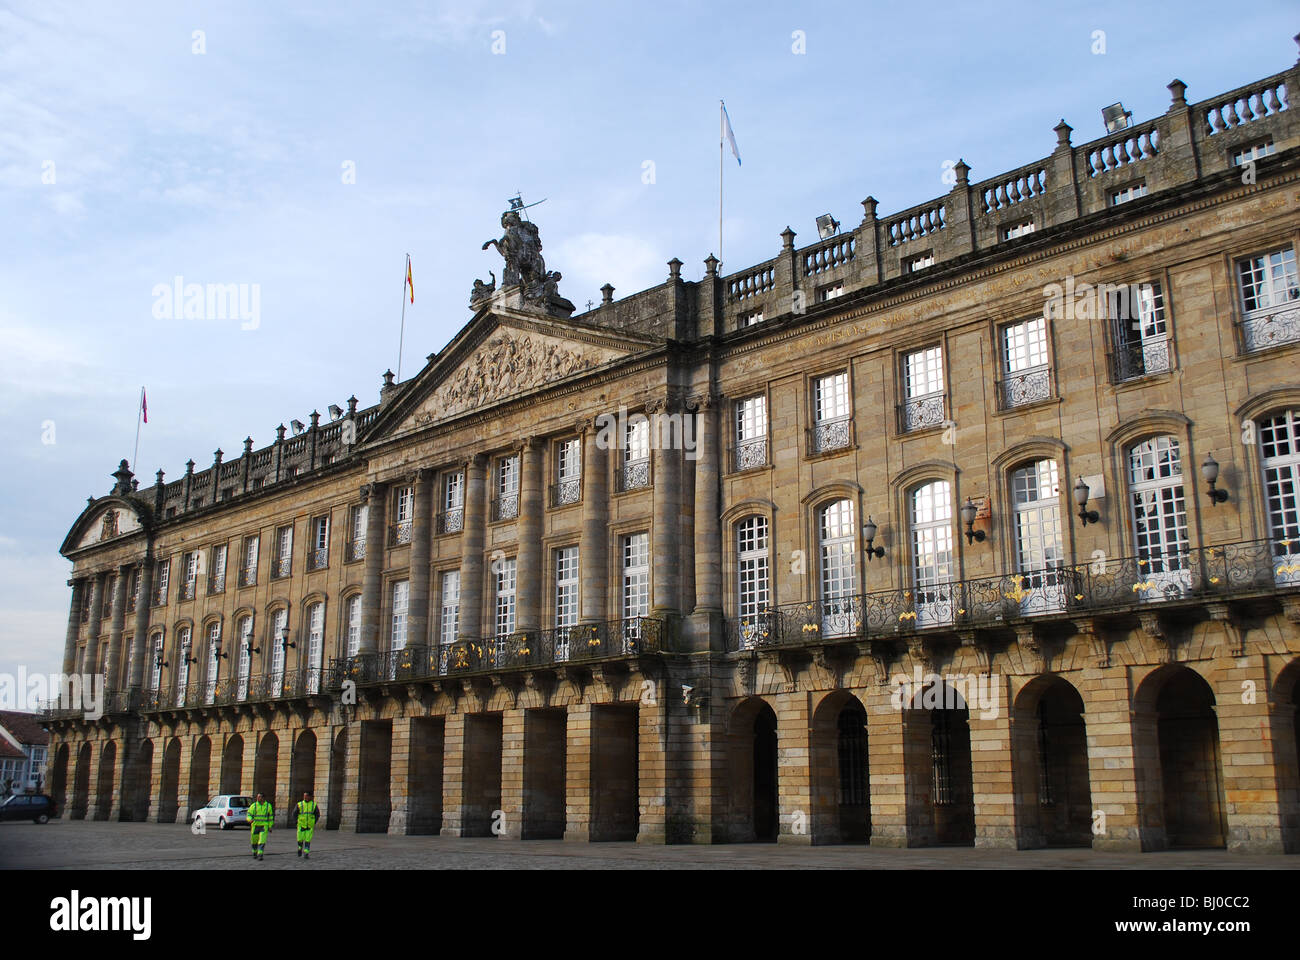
left=1127, top=436, right=1190, bottom=596
left=1010, top=460, right=1064, bottom=611
left=818, top=499, right=857, bottom=637
left=306, top=602, right=324, bottom=693
left=270, top=608, right=288, bottom=686
left=236, top=616, right=252, bottom=701
left=345, top=595, right=362, bottom=657
left=1259, top=409, right=1300, bottom=584
left=148, top=632, right=164, bottom=693
left=736, top=516, right=771, bottom=647
left=910, top=481, right=954, bottom=626
left=174, top=625, right=192, bottom=706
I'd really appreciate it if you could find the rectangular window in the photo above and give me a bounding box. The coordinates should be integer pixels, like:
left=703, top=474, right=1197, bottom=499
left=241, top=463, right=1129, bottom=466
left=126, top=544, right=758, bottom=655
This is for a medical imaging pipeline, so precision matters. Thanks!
left=274, top=525, right=293, bottom=578
left=740, top=309, right=764, bottom=327
left=347, top=504, right=367, bottom=561
left=902, top=346, right=945, bottom=431
left=270, top=609, right=287, bottom=684
left=555, top=546, right=580, bottom=629
left=346, top=595, right=361, bottom=657
left=734, top=395, right=769, bottom=470
left=553, top=438, right=582, bottom=506
left=1111, top=182, right=1147, bottom=205
left=439, top=571, right=460, bottom=645
left=180, top=551, right=198, bottom=601
left=906, top=253, right=935, bottom=272
left=240, top=536, right=259, bottom=587
left=390, top=580, right=409, bottom=651
left=737, top=516, right=771, bottom=648
left=493, top=455, right=520, bottom=521
left=126, top=567, right=140, bottom=613
left=1110, top=282, right=1171, bottom=380
left=999, top=317, right=1052, bottom=408
left=391, top=485, right=413, bottom=545
left=208, top=544, right=227, bottom=594
left=620, top=418, right=651, bottom=491
left=1002, top=220, right=1035, bottom=240
left=1237, top=246, right=1300, bottom=351
left=152, top=560, right=170, bottom=606
left=817, top=282, right=844, bottom=302
left=308, top=515, right=329, bottom=570
left=439, top=471, right=465, bottom=533
left=1232, top=140, right=1275, bottom=165
left=814, top=372, right=850, bottom=423
left=622, top=533, right=650, bottom=622
left=494, top=558, right=517, bottom=638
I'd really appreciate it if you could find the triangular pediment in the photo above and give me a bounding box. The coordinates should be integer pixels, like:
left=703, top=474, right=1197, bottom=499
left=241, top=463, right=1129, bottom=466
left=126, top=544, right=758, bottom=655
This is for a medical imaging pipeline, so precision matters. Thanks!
left=368, top=304, right=659, bottom=441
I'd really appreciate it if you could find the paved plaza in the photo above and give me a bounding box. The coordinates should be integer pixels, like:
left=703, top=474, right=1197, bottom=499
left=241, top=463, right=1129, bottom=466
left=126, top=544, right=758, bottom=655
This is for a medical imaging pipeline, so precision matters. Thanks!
left=3, top=821, right=1297, bottom=870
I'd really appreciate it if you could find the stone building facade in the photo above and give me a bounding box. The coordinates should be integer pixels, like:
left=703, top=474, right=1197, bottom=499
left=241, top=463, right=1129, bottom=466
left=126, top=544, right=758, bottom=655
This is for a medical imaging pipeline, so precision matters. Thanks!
left=45, top=53, right=1300, bottom=852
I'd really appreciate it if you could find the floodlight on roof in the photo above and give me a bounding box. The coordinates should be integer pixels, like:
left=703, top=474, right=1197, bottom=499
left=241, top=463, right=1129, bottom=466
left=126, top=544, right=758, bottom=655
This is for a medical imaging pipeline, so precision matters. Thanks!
left=1102, top=102, right=1132, bottom=134
left=815, top=214, right=841, bottom=240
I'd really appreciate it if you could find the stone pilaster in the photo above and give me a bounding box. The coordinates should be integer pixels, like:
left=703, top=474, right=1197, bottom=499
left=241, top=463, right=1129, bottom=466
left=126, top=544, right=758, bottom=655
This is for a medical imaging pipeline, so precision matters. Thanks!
left=499, top=706, right=525, bottom=839
left=637, top=695, right=668, bottom=843
left=339, top=723, right=363, bottom=832
left=688, top=396, right=722, bottom=652
left=387, top=716, right=414, bottom=834
left=408, top=470, right=433, bottom=649
left=969, top=673, right=1017, bottom=848
left=174, top=735, right=193, bottom=826
left=867, top=685, right=908, bottom=847
left=650, top=402, right=681, bottom=617
left=359, top=481, right=387, bottom=655
left=440, top=711, right=467, bottom=836
left=458, top=455, right=487, bottom=642
left=516, top=440, right=543, bottom=633
left=775, top=690, right=811, bottom=844
left=1218, top=655, right=1289, bottom=853
left=274, top=733, right=293, bottom=827
left=564, top=702, right=593, bottom=841
left=103, top=564, right=130, bottom=691
left=62, top=579, right=85, bottom=677
left=127, top=558, right=153, bottom=689
left=1082, top=668, right=1149, bottom=851
left=579, top=424, right=609, bottom=623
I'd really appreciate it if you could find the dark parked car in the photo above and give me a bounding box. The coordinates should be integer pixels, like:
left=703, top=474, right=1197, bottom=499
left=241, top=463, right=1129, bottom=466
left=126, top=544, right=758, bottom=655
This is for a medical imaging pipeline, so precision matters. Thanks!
left=0, top=794, right=58, bottom=824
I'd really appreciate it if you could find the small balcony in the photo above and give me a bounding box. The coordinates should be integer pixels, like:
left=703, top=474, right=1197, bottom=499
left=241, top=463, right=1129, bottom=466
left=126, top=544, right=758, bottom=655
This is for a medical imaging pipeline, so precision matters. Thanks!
left=345, top=538, right=366, bottom=561
left=179, top=580, right=196, bottom=602
left=490, top=494, right=519, bottom=522
left=208, top=571, right=226, bottom=594
left=997, top=365, right=1053, bottom=410
left=389, top=520, right=412, bottom=546
left=550, top=478, right=581, bottom=507
left=437, top=509, right=464, bottom=534
left=273, top=555, right=291, bottom=579
left=307, top=547, right=329, bottom=572
left=731, top=437, right=769, bottom=472
left=807, top=416, right=853, bottom=456
left=618, top=457, right=651, bottom=492
left=1239, top=305, right=1300, bottom=353
left=238, top=566, right=257, bottom=588
left=1109, top=338, right=1172, bottom=382
left=899, top=392, right=946, bottom=433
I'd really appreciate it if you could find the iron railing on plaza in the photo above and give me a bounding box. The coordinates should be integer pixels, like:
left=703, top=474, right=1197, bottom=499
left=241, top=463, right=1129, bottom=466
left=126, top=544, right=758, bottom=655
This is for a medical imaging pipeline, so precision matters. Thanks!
left=723, top=537, right=1300, bottom=651
left=325, top=616, right=668, bottom=689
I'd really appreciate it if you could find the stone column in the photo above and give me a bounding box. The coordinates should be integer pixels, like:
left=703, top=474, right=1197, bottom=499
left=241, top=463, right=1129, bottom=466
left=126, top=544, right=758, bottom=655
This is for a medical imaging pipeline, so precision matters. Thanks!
left=689, top=397, right=722, bottom=652
left=103, top=564, right=130, bottom=691
left=62, top=579, right=86, bottom=677
left=458, top=455, right=487, bottom=642
left=517, top=439, right=543, bottom=633
left=637, top=694, right=668, bottom=844
left=579, top=424, right=609, bottom=623
left=128, top=558, right=154, bottom=690
left=564, top=701, right=593, bottom=841
left=499, top=706, right=526, bottom=839
left=174, top=735, right=193, bottom=826
left=440, top=711, right=467, bottom=837
left=359, top=481, right=387, bottom=656
left=83, top=572, right=107, bottom=677
left=650, top=401, right=682, bottom=618
left=408, top=470, right=433, bottom=650
left=867, top=685, right=908, bottom=847
left=387, top=716, right=413, bottom=834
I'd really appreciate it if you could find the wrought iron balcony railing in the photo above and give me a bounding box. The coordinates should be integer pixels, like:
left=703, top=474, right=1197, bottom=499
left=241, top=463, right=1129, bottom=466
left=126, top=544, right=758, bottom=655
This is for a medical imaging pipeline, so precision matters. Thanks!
left=618, top=458, right=651, bottom=492
left=307, top=547, right=329, bottom=571
left=325, top=616, right=667, bottom=689
left=808, top=416, right=853, bottom=455
left=273, top=556, right=291, bottom=579
left=1109, top=338, right=1172, bottom=382
left=208, top=571, right=226, bottom=594
left=238, top=565, right=257, bottom=588
left=731, top=437, right=769, bottom=472
left=490, top=494, right=520, bottom=522
left=179, top=580, right=197, bottom=602
left=389, top=520, right=412, bottom=546
left=1239, top=304, right=1300, bottom=353
left=345, top=537, right=366, bottom=561
left=436, top=509, right=464, bottom=534
left=550, top=479, right=581, bottom=507
left=899, top=392, right=946, bottom=433
left=722, top=537, right=1299, bottom=652
left=997, top=365, right=1052, bottom=409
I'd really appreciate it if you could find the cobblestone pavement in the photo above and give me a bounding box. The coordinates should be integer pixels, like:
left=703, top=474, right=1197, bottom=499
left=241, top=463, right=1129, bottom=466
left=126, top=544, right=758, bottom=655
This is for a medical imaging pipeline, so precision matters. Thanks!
left=2, top=821, right=1297, bottom=869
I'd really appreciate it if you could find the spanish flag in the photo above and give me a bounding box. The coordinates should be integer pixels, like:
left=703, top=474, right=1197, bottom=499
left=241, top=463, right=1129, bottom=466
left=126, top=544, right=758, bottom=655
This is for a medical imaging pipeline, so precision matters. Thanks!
left=406, top=255, right=414, bottom=303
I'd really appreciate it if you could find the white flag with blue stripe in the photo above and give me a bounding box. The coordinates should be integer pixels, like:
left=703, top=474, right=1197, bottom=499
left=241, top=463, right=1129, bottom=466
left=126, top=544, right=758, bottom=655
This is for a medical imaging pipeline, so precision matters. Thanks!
left=722, top=102, right=741, bottom=166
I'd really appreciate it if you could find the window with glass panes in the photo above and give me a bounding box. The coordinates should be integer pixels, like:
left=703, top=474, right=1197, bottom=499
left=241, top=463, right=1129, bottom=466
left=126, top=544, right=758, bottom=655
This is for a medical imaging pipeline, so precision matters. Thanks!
left=735, top=395, right=768, bottom=468
left=153, top=559, right=170, bottom=605
left=241, top=536, right=258, bottom=584
left=494, top=559, right=517, bottom=637
left=1011, top=461, right=1063, bottom=574
left=1238, top=246, right=1298, bottom=316
left=904, top=346, right=944, bottom=399
left=499, top=455, right=519, bottom=499
left=390, top=581, right=409, bottom=650
left=736, top=516, right=771, bottom=620
left=910, top=481, right=954, bottom=592
left=626, top=417, right=650, bottom=461
left=346, top=595, right=361, bottom=656
left=149, top=633, right=163, bottom=690
left=622, top=533, right=650, bottom=620
left=274, top=525, right=292, bottom=576
left=558, top=439, right=581, bottom=481
left=270, top=608, right=287, bottom=681
left=1002, top=317, right=1048, bottom=374
left=813, top=372, right=850, bottom=423
left=394, top=486, right=413, bottom=523
left=205, top=622, right=221, bottom=701
left=311, top=516, right=329, bottom=567
left=236, top=617, right=251, bottom=698
left=555, top=546, right=579, bottom=628
left=181, top=551, right=198, bottom=598
left=818, top=500, right=856, bottom=603
left=306, top=602, right=323, bottom=678
left=1258, top=410, right=1300, bottom=580
left=175, top=626, right=192, bottom=702
left=439, top=572, right=460, bottom=644
left=210, top=543, right=227, bottom=592
left=1127, top=436, right=1189, bottom=571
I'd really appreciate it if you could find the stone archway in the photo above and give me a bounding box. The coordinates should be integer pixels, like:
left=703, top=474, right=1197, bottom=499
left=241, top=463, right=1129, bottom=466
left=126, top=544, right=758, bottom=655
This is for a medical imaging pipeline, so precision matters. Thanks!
left=1012, top=676, right=1092, bottom=847
left=254, top=732, right=279, bottom=813
left=188, top=737, right=212, bottom=812
left=158, top=738, right=181, bottom=823
left=903, top=680, right=975, bottom=846
left=724, top=697, right=779, bottom=842
left=289, top=730, right=317, bottom=828
left=70, top=742, right=91, bottom=820
left=1269, top=658, right=1300, bottom=853
left=122, top=739, right=153, bottom=822
left=810, top=691, right=870, bottom=844
left=94, top=741, right=117, bottom=820
left=1134, top=665, right=1227, bottom=849
left=220, top=734, right=244, bottom=794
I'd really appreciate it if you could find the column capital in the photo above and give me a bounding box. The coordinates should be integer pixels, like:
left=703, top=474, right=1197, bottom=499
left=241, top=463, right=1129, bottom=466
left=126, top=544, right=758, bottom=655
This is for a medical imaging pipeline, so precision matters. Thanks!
left=359, top=479, right=388, bottom=503
left=413, top=466, right=434, bottom=484
left=687, top=392, right=722, bottom=411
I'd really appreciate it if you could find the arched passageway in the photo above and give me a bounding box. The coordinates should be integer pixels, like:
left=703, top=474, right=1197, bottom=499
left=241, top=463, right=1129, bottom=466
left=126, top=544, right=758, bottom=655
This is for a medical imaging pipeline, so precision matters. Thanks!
left=1013, top=677, right=1091, bottom=847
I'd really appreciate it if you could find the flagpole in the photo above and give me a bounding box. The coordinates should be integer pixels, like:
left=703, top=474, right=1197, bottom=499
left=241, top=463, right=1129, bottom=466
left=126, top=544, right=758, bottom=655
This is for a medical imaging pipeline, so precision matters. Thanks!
left=132, top=386, right=143, bottom=472
left=718, top=100, right=724, bottom=267
left=397, top=253, right=408, bottom=382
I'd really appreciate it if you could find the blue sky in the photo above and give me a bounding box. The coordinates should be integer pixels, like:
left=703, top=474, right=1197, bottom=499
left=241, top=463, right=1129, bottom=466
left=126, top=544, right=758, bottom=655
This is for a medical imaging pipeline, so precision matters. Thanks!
left=2, top=0, right=1296, bottom=688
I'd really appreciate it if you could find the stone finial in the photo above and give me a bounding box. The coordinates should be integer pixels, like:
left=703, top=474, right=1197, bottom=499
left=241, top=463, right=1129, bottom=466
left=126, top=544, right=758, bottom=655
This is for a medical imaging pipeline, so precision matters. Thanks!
left=310, top=410, right=320, bottom=429
left=382, top=370, right=395, bottom=388
left=704, top=254, right=719, bottom=277
left=600, top=283, right=614, bottom=305
left=131, top=479, right=139, bottom=491
left=213, top=449, right=223, bottom=470
left=1167, top=79, right=1187, bottom=109
left=861, top=196, right=878, bottom=221
left=953, top=159, right=970, bottom=187
left=780, top=226, right=796, bottom=250
left=111, top=459, right=134, bottom=496
left=243, top=436, right=253, bottom=454
left=87, top=495, right=95, bottom=506
left=155, top=469, right=165, bottom=487
left=380, top=370, right=396, bottom=406
left=667, top=258, right=682, bottom=281
left=185, top=459, right=196, bottom=474
left=1053, top=119, right=1073, bottom=150
left=275, top=424, right=286, bottom=442
left=347, top=395, right=358, bottom=417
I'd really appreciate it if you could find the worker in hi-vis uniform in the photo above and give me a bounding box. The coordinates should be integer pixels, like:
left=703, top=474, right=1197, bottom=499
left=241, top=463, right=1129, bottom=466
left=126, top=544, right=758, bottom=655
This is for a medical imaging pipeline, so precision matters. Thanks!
left=248, top=792, right=274, bottom=861
left=296, top=791, right=320, bottom=859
